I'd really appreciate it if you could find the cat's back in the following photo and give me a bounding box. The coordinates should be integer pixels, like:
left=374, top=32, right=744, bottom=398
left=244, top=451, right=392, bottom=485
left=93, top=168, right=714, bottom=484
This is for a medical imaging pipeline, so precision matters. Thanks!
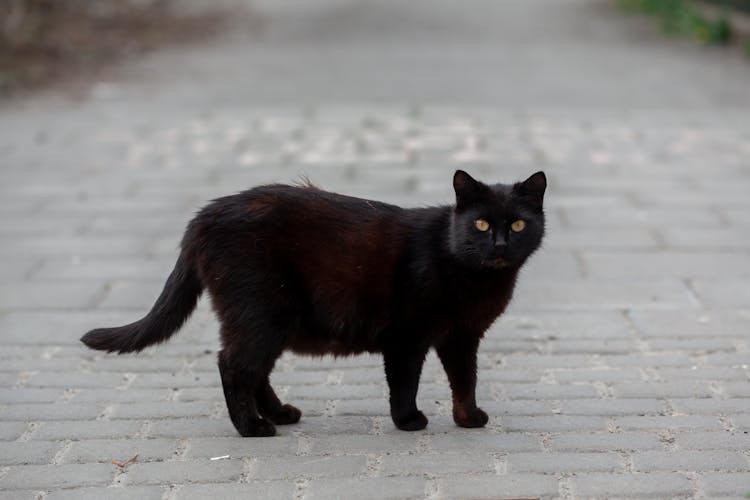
left=247, top=183, right=402, bottom=222
left=186, top=183, right=409, bottom=265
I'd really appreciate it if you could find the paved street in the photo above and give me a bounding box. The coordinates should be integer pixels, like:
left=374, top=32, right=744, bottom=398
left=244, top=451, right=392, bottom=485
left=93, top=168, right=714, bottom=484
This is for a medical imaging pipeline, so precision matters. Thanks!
left=1, top=0, right=750, bottom=498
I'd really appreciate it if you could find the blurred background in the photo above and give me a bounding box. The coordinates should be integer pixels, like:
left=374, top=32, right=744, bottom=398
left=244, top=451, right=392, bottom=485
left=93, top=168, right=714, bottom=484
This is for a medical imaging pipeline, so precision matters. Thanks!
left=2, top=0, right=750, bottom=103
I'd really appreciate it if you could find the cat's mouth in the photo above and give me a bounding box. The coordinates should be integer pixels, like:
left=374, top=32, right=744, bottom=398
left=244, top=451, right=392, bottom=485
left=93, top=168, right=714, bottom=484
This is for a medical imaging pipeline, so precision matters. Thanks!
left=484, top=257, right=509, bottom=269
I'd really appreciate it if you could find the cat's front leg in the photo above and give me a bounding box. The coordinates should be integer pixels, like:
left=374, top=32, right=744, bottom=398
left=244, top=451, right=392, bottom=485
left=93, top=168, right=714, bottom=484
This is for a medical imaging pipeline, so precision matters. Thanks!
left=383, top=346, right=429, bottom=431
left=436, top=335, right=488, bottom=428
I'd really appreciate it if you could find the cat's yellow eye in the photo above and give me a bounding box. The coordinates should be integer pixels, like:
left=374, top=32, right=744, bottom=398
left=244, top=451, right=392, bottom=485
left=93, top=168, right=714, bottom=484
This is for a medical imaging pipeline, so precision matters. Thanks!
left=475, top=219, right=490, bottom=232
left=511, top=220, right=526, bottom=232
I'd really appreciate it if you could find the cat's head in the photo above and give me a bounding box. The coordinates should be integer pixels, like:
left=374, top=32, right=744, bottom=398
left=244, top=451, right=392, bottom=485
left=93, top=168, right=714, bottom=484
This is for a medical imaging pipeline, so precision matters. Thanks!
left=448, top=170, right=546, bottom=270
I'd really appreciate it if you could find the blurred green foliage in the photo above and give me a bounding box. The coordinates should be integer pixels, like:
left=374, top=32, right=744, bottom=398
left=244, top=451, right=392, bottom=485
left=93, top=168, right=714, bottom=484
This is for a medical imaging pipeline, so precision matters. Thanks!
left=618, top=0, right=732, bottom=44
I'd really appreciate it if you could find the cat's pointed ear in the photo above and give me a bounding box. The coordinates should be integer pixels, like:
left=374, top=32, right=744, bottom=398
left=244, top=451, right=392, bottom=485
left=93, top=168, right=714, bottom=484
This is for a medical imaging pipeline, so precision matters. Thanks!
left=453, top=170, right=481, bottom=208
left=514, top=171, right=546, bottom=209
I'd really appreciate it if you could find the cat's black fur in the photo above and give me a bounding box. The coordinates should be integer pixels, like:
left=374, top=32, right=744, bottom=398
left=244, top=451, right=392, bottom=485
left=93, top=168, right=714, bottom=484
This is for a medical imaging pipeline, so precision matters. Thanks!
left=82, top=170, right=546, bottom=437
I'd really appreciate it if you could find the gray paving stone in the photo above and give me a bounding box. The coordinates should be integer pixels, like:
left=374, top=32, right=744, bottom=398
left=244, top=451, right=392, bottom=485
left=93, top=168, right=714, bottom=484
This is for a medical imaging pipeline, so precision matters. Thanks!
left=71, top=388, right=171, bottom=403
left=380, top=452, right=495, bottom=476
left=675, top=430, right=750, bottom=450
left=0, top=358, right=83, bottom=372
left=507, top=452, right=622, bottom=473
left=292, top=416, right=374, bottom=435
left=249, top=455, right=367, bottom=480
left=437, top=474, right=560, bottom=499
left=632, top=450, right=748, bottom=472
left=547, top=338, right=637, bottom=355
left=130, top=372, right=221, bottom=389
left=571, top=472, right=693, bottom=498
left=550, top=432, right=664, bottom=452
left=146, top=418, right=237, bottom=438
left=670, top=398, right=750, bottom=415
left=628, top=309, right=750, bottom=338
left=703, top=352, right=750, bottom=367
left=310, top=434, right=419, bottom=454
left=174, top=482, right=294, bottom=500
left=613, top=415, right=722, bottom=431
left=701, top=473, right=750, bottom=497
left=0, top=389, right=63, bottom=404
left=0, top=283, right=102, bottom=310
left=559, top=399, right=662, bottom=416
left=0, top=260, right=37, bottom=282
left=270, top=370, right=330, bottom=386
left=721, top=382, right=750, bottom=398
left=0, top=422, right=29, bottom=441
left=691, top=279, right=750, bottom=308
left=123, top=459, right=244, bottom=485
left=97, top=280, right=170, bottom=309
left=184, top=436, right=299, bottom=459
left=500, top=354, right=594, bottom=370
left=612, top=382, right=712, bottom=399
left=480, top=400, right=553, bottom=416
left=46, top=486, right=165, bottom=500
left=26, top=372, right=125, bottom=389
left=0, top=441, right=60, bottom=465
left=553, top=368, right=643, bottom=383
left=661, top=228, right=750, bottom=250
left=0, top=311, right=136, bottom=345
left=562, top=206, right=717, bottom=229
left=0, top=491, right=39, bottom=500
left=0, top=463, right=114, bottom=490
left=173, top=387, right=223, bottom=402
left=656, top=367, right=748, bottom=381
left=502, top=383, right=599, bottom=400
left=543, top=228, right=657, bottom=250
left=62, top=439, right=179, bottom=464
left=511, top=279, right=695, bottom=310
left=582, top=251, right=750, bottom=279
left=430, top=432, right=541, bottom=453
left=285, top=383, right=384, bottom=400
left=646, top=337, right=740, bottom=352
left=31, top=420, right=141, bottom=441
left=729, top=414, right=750, bottom=430
left=0, top=237, right=146, bottom=258
left=90, top=356, right=186, bottom=373
left=601, top=353, right=695, bottom=368
left=305, top=477, right=427, bottom=500
left=502, top=415, right=608, bottom=432
left=110, top=401, right=215, bottom=419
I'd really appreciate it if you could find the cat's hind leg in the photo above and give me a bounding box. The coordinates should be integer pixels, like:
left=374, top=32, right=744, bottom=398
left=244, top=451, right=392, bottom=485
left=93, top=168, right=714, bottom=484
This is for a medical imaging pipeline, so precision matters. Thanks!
left=256, top=374, right=302, bottom=425
left=218, top=348, right=276, bottom=437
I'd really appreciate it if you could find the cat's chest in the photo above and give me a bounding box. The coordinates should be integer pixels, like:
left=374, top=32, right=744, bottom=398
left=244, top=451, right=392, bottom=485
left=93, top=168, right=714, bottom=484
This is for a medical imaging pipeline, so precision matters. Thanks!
left=416, top=272, right=516, bottom=336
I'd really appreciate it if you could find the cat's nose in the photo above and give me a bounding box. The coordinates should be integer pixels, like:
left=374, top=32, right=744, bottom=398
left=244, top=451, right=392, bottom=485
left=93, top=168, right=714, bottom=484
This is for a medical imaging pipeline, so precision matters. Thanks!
left=490, top=240, right=506, bottom=258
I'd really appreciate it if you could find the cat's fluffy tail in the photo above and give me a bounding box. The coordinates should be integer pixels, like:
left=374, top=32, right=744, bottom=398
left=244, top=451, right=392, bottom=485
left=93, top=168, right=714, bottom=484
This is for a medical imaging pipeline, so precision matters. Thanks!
left=81, top=254, right=203, bottom=354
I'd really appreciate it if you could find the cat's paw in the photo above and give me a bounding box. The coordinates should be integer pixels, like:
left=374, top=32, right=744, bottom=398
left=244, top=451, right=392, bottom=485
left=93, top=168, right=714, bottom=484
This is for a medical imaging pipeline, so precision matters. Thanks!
left=393, top=410, right=428, bottom=431
left=453, top=407, right=489, bottom=428
left=236, top=417, right=277, bottom=437
left=268, top=404, right=302, bottom=425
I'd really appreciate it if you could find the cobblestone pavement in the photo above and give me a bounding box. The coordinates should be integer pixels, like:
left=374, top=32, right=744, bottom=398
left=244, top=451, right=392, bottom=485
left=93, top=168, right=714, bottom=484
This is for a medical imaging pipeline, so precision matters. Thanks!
left=2, top=1, right=750, bottom=499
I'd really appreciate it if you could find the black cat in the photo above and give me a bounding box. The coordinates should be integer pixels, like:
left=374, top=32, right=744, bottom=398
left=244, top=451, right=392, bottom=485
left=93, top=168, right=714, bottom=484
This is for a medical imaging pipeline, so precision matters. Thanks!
left=82, top=170, right=546, bottom=437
